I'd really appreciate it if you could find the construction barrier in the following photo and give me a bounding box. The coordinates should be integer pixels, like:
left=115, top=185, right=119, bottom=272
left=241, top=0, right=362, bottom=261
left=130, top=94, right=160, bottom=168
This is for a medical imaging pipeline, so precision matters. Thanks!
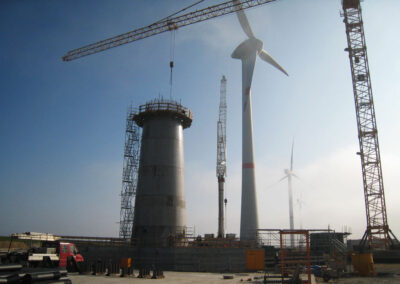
left=246, top=249, right=264, bottom=270
left=351, top=252, right=376, bottom=276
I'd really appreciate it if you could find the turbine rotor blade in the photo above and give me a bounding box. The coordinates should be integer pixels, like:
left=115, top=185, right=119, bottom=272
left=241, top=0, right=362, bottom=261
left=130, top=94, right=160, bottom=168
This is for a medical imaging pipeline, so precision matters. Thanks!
left=259, top=49, right=289, bottom=76
left=290, top=139, right=294, bottom=171
left=292, top=173, right=301, bottom=180
left=265, top=175, right=287, bottom=190
left=279, top=175, right=288, bottom=182
left=233, top=0, right=255, bottom=38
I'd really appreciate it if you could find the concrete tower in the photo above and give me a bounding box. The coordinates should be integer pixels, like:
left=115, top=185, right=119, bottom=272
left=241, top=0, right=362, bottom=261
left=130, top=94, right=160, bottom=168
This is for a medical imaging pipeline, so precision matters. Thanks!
left=231, top=1, right=288, bottom=241
left=131, top=99, right=193, bottom=247
left=232, top=39, right=260, bottom=241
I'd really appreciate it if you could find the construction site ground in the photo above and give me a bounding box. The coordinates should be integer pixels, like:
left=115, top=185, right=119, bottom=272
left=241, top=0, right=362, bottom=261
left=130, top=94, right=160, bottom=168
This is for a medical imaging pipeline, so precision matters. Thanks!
left=69, top=272, right=313, bottom=284
left=68, top=263, right=400, bottom=283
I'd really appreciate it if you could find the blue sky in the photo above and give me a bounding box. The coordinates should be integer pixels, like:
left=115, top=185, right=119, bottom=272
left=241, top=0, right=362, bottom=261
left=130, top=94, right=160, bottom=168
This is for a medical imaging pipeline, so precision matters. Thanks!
left=1, top=0, right=399, bottom=240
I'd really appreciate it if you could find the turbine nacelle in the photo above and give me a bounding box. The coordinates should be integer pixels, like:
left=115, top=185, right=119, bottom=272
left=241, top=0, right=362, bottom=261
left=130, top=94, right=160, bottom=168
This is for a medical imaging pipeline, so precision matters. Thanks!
left=232, top=38, right=263, bottom=60
left=231, top=0, right=288, bottom=76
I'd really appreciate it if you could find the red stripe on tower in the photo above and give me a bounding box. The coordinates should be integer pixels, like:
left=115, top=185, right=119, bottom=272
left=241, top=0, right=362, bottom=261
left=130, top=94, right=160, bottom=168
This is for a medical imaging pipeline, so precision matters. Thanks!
left=243, top=163, right=255, bottom=169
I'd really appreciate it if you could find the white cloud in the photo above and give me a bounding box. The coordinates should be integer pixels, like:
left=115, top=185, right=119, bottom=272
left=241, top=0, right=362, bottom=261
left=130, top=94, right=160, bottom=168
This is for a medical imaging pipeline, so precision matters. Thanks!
left=176, top=16, right=244, bottom=52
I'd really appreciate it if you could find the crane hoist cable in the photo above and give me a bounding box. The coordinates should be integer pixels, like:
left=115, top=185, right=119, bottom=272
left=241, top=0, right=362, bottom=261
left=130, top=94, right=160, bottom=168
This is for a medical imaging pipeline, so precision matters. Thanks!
left=164, top=1, right=204, bottom=99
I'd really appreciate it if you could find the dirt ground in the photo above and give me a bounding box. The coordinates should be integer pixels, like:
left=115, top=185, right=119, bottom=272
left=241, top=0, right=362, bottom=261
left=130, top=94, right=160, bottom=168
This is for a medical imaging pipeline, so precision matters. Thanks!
left=68, top=264, right=400, bottom=284
left=69, top=272, right=302, bottom=284
left=324, top=263, right=400, bottom=284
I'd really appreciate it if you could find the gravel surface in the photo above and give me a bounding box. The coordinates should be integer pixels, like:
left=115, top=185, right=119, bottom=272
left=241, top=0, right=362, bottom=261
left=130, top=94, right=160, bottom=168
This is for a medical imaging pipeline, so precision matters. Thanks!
left=68, top=263, right=400, bottom=284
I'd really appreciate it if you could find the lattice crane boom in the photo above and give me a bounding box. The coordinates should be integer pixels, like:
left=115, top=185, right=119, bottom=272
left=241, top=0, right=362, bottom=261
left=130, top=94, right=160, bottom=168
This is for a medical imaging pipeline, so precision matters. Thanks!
left=342, top=0, right=398, bottom=250
left=217, top=75, right=227, bottom=238
left=62, top=0, right=276, bottom=62
left=217, top=75, right=227, bottom=179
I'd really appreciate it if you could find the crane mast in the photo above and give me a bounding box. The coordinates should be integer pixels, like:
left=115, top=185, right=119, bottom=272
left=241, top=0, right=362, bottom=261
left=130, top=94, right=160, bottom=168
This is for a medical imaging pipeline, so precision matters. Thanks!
left=217, top=75, right=227, bottom=238
left=62, top=0, right=276, bottom=61
left=341, top=0, right=398, bottom=250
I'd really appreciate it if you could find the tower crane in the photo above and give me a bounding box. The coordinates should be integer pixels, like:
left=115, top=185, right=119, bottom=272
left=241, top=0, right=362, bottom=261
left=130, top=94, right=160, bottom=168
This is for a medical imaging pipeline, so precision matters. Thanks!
left=341, top=0, right=398, bottom=250
left=217, top=75, right=227, bottom=238
left=62, top=0, right=278, bottom=240
left=62, top=0, right=276, bottom=62
left=62, top=0, right=399, bottom=249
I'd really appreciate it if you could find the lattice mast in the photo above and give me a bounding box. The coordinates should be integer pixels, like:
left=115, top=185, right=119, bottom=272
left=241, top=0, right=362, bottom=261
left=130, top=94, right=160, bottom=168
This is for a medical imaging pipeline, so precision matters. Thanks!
left=217, top=75, right=227, bottom=238
left=119, top=106, right=141, bottom=239
left=342, top=0, right=397, bottom=249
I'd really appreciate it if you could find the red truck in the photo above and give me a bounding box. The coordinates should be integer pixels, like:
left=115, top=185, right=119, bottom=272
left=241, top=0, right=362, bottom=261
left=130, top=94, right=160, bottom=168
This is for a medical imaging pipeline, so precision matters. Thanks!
left=58, top=242, right=84, bottom=267
left=3, top=232, right=84, bottom=269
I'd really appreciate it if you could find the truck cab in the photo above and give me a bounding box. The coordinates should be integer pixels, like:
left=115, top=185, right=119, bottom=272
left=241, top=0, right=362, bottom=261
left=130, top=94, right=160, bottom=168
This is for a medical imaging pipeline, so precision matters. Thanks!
left=58, top=242, right=84, bottom=267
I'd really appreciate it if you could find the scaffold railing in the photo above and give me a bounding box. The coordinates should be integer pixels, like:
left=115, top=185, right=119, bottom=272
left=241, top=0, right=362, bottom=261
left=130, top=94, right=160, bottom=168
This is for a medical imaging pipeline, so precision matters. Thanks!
left=137, top=99, right=193, bottom=119
left=134, top=98, right=193, bottom=129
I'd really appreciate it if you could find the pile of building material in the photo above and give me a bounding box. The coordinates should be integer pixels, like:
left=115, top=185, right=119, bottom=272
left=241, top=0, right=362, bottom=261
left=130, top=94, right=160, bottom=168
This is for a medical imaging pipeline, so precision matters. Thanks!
left=0, top=264, right=71, bottom=283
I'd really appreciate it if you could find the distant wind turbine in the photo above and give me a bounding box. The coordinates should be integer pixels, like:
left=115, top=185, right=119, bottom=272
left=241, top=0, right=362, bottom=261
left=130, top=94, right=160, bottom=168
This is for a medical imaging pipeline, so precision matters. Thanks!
left=279, top=140, right=299, bottom=246
left=231, top=0, right=288, bottom=241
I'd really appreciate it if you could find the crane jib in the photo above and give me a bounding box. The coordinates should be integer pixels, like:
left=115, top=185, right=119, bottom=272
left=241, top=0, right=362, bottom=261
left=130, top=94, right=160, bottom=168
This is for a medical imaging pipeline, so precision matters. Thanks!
left=62, top=0, right=277, bottom=62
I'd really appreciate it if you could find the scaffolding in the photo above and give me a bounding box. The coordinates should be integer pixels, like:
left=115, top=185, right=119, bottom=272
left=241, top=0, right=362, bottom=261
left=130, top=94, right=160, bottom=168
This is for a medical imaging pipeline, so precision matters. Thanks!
left=280, top=230, right=311, bottom=284
left=119, top=106, right=141, bottom=239
left=341, top=0, right=398, bottom=250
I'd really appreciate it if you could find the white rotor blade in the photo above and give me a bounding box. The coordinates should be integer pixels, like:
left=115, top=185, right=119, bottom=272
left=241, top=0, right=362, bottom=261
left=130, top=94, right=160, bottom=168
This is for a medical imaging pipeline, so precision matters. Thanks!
left=266, top=175, right=288, bottom=190
left=233, top=0, right=255, bottom=38
left=292, top=173, right=301, bottom=180
left=290, top=139, right=294, bottom=171
left=259, top=49, right=289, bottom=76
left=279, top=175, right=288, bottom=182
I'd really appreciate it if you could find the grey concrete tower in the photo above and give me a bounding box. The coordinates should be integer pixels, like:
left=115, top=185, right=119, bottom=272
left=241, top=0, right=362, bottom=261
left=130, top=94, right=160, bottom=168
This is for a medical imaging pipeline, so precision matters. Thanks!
left=132, top=99, right=192, bottom=247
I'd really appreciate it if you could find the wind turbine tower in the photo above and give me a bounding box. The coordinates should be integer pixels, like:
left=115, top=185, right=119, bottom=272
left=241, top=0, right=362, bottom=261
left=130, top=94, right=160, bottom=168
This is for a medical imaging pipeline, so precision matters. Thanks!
left=232, top=0, right=288, bottom=241
left=217, top=75, right=227, bottom=238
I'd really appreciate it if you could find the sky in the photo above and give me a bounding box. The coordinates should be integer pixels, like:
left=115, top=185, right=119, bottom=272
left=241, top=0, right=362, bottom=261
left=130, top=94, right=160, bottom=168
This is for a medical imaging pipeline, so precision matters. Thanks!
left=1, top=0, right=399, bottom=240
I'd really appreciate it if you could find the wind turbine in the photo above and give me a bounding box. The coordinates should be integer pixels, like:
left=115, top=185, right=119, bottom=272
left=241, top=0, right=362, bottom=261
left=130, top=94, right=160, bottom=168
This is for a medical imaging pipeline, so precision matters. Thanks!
left=279, top=141, right=299, bottom=246
left=231, top=0, right=288, bottom=241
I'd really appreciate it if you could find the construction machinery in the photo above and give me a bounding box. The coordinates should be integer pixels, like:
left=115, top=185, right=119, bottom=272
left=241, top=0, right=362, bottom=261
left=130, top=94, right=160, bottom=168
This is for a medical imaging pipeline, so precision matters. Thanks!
left=62, top=0, right=399, bottom=250
left=216, top=75, right=227, bottom=238
left=341, top=0, right=398, bottom=250
left=1, top=232, right=84, bottom=269
left=62, top=0, right=277, bottom=62
left=62, top=0, right=280, bottom=242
